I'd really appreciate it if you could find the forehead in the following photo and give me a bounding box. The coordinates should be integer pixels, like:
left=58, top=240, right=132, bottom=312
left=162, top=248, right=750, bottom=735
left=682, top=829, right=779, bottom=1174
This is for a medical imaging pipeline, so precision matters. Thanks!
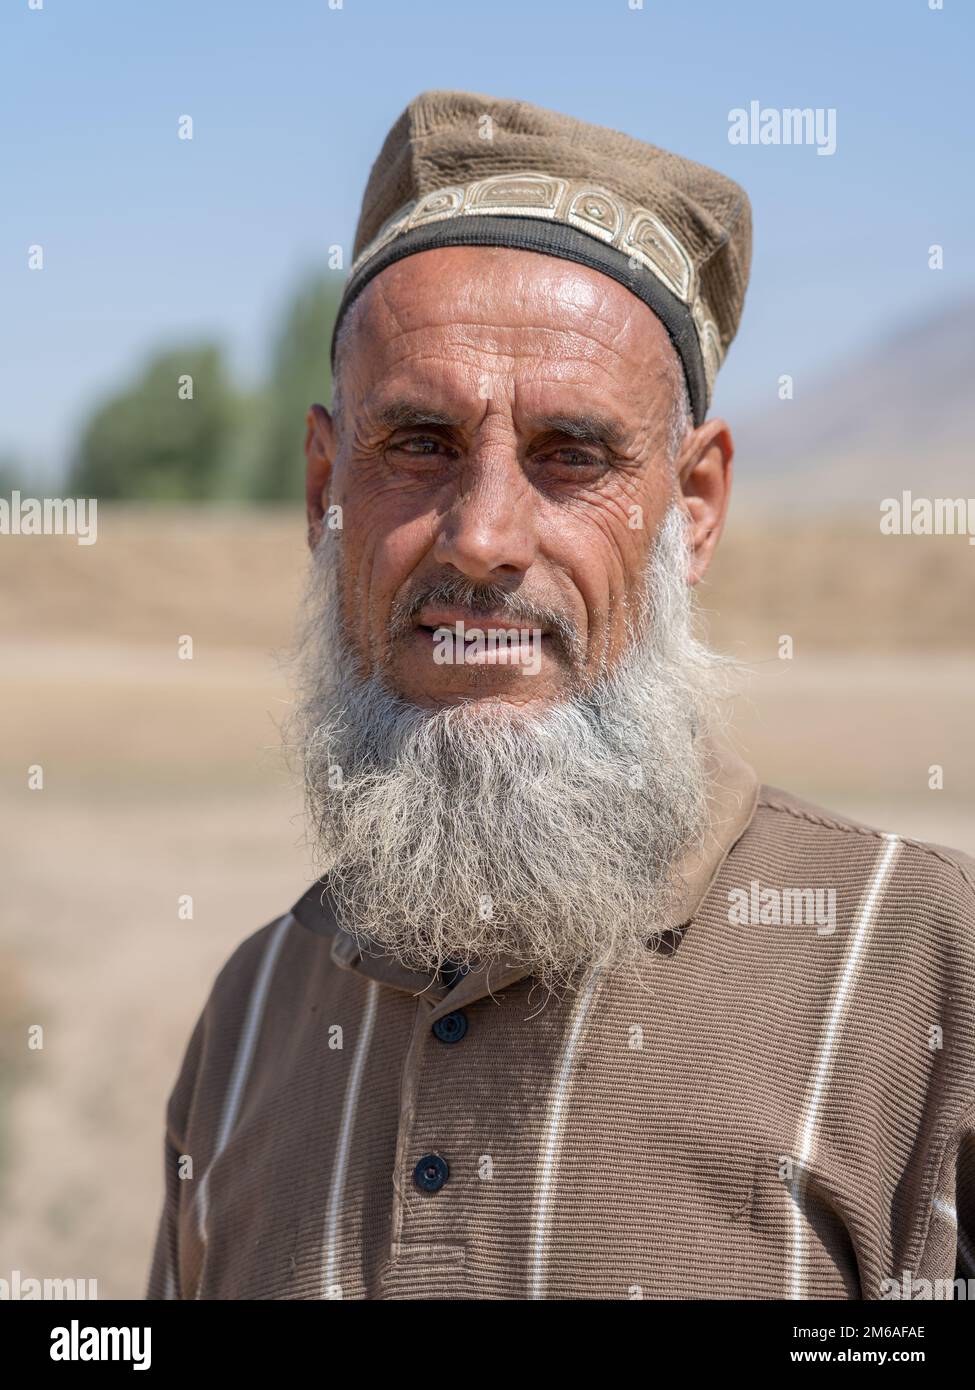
left=339, top=245, right=677, bottom=410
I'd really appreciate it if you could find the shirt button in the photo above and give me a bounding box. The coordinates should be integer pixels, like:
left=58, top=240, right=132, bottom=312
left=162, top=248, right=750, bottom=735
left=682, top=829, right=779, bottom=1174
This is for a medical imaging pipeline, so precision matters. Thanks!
left=432, top=1010, right=468, bottom=1044
left=413, top=1153, right=449, bottom=1193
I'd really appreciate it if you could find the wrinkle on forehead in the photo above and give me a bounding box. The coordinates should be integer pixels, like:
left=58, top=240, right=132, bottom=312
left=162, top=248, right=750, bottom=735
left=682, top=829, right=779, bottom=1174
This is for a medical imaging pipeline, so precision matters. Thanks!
left=345, top=245, right=676, bottom=380
left=331, top=249, right=688, bottom=473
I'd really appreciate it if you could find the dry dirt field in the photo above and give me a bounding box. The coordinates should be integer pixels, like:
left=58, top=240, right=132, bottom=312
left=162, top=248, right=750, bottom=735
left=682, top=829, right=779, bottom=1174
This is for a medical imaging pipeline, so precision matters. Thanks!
left=0, top=506, right=972, bottom=1296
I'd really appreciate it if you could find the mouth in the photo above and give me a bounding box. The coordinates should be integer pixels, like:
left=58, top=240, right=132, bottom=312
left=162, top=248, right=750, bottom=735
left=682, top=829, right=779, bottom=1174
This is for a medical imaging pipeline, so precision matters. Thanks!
left=414, top=606, right=550, bottom=634
left=410, top=609, right=551, bottom=667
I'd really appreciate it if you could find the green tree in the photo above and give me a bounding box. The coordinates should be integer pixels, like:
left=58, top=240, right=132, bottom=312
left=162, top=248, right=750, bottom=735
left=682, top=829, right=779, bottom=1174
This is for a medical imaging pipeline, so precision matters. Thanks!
left=69, top=345, right=238, bottom=500
left=0, top=454, right=24, bottom=495
left=246, top=271, right=344, bottom=502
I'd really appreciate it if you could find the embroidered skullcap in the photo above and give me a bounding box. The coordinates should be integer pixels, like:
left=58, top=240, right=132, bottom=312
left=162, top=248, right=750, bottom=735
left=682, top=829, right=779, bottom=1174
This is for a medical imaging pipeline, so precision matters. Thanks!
left=331, top=90, right=752, bottom=424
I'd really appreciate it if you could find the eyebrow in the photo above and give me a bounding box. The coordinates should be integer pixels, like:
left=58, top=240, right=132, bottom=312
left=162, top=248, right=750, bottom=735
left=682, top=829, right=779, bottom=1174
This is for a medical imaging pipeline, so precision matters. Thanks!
left=373, top=400, right=629, bottom=449
left=373, top=401, right=463, bottom=432
left=530, top=413, right=629, bottom=449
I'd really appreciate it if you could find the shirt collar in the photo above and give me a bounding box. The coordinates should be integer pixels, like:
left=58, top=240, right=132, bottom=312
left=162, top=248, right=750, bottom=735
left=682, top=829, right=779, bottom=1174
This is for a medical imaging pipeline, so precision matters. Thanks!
left=290, top=736, right=758, bottom=1020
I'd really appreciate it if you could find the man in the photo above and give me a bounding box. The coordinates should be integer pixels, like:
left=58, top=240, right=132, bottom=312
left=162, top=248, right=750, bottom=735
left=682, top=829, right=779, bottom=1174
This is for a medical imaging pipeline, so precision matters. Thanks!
left=147, top=91, right=975, bottom=1301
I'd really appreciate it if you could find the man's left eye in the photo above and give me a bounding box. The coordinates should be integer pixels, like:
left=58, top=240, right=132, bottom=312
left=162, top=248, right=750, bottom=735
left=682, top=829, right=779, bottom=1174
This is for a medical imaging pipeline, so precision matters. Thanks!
left=541, top=449, right=603, bottom=470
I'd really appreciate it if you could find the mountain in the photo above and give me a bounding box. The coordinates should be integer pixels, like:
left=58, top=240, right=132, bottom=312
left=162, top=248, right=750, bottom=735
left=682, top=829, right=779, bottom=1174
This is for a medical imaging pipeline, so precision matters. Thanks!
left=730, top=296, right=974, bottom=514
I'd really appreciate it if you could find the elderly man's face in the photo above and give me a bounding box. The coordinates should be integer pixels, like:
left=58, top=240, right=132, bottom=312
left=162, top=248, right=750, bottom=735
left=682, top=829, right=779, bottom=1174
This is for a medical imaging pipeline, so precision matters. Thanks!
left=305, top=246, right=731, bottom=711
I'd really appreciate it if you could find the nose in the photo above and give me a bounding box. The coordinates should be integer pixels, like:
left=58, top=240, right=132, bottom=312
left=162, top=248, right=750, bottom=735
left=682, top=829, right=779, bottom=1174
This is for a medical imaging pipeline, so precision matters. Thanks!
left=431, top=450, right=538, bottom=582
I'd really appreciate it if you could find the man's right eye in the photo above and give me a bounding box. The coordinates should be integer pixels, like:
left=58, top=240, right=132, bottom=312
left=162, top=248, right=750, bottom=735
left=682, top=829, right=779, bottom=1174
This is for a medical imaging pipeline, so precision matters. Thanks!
left=397, top=436, right=443, bottom=454
left=389, top=435, right=457, bottom=460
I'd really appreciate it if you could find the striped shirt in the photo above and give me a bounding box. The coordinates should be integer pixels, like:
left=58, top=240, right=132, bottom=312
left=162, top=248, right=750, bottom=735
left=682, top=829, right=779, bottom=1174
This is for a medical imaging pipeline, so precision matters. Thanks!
left=146, top=741, right=975, bottom=1299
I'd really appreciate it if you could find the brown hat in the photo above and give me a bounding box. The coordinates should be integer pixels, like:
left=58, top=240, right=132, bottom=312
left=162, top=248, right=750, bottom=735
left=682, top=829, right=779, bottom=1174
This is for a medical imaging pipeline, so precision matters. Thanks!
left=331, top=90, right=752, bottom=425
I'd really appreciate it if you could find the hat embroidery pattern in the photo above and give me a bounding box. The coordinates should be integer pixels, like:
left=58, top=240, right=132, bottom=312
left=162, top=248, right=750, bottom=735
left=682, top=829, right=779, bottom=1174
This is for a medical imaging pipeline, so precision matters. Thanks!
left=348, top=170, right=724, bottom=396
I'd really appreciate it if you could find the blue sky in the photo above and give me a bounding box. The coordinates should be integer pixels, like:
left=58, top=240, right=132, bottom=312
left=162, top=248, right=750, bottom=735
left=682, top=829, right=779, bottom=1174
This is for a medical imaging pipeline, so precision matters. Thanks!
left=1, top=0, right=971, bottom=481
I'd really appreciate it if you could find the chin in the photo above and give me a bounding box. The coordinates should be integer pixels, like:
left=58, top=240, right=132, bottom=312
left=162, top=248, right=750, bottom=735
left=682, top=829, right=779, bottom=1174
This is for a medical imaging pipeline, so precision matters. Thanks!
left=412, top=688, right=561, bottom=722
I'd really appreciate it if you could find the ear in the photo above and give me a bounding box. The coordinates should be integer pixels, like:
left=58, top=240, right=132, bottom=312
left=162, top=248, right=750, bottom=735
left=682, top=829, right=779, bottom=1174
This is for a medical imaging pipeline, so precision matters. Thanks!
left=305, top=403, right=337, bottom=549
left=675, top=417, right=734, bottom=585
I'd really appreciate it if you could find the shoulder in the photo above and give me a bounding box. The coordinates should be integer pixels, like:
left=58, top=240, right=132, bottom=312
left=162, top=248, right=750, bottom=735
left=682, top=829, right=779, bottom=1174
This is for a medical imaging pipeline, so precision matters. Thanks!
left=751, top=783, right=975, bottom=898
left=202, top=883, right=339, bottom=1027
left=205, top=910, right=300, bottom=1014
left=731, top=784, right=975, bottom=1073
left=165, top=891, right=334, bottom=1135
left=737, top=785, right=975, bottom=980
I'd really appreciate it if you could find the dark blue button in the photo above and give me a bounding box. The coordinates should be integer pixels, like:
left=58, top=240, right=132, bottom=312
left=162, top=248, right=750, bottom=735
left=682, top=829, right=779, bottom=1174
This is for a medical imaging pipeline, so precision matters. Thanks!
left=432, top=1010, right=468, bottom=1044
left=413, top=1153, right=449, bottom=1193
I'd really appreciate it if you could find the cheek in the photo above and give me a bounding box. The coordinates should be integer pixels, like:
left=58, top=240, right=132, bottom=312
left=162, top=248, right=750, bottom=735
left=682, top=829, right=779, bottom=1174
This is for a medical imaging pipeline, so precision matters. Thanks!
left=539, top=504, right=649, bottom=640
left=345, top=514, right=433, bottom=652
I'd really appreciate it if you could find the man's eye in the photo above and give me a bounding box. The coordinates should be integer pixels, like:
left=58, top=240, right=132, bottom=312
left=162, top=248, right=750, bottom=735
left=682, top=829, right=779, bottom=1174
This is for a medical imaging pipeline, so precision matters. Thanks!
left=539, top=448, right=604, bottom=471
left=393, top=436, right=449, bottom=456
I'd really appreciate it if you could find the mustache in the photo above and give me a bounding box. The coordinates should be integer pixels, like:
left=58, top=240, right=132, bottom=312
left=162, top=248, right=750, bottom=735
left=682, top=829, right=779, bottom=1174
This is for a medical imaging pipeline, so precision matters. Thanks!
left=388, top=573, right=583, bottom=663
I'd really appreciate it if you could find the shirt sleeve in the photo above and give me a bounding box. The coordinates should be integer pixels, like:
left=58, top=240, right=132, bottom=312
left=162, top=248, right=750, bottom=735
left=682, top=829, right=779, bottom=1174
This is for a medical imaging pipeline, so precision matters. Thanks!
left=920, top=1101, right=975, bottom=1295
left=955, top=1111, right=975, bottom=1285
left=145, top=1129, right=184, bottom=1299
left=144, top=1010, right=207, bottom=1300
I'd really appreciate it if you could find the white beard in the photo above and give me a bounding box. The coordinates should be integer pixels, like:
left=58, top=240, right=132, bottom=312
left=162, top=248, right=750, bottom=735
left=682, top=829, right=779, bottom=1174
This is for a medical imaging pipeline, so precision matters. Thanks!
left=288, top=504, right=733, bottom=991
